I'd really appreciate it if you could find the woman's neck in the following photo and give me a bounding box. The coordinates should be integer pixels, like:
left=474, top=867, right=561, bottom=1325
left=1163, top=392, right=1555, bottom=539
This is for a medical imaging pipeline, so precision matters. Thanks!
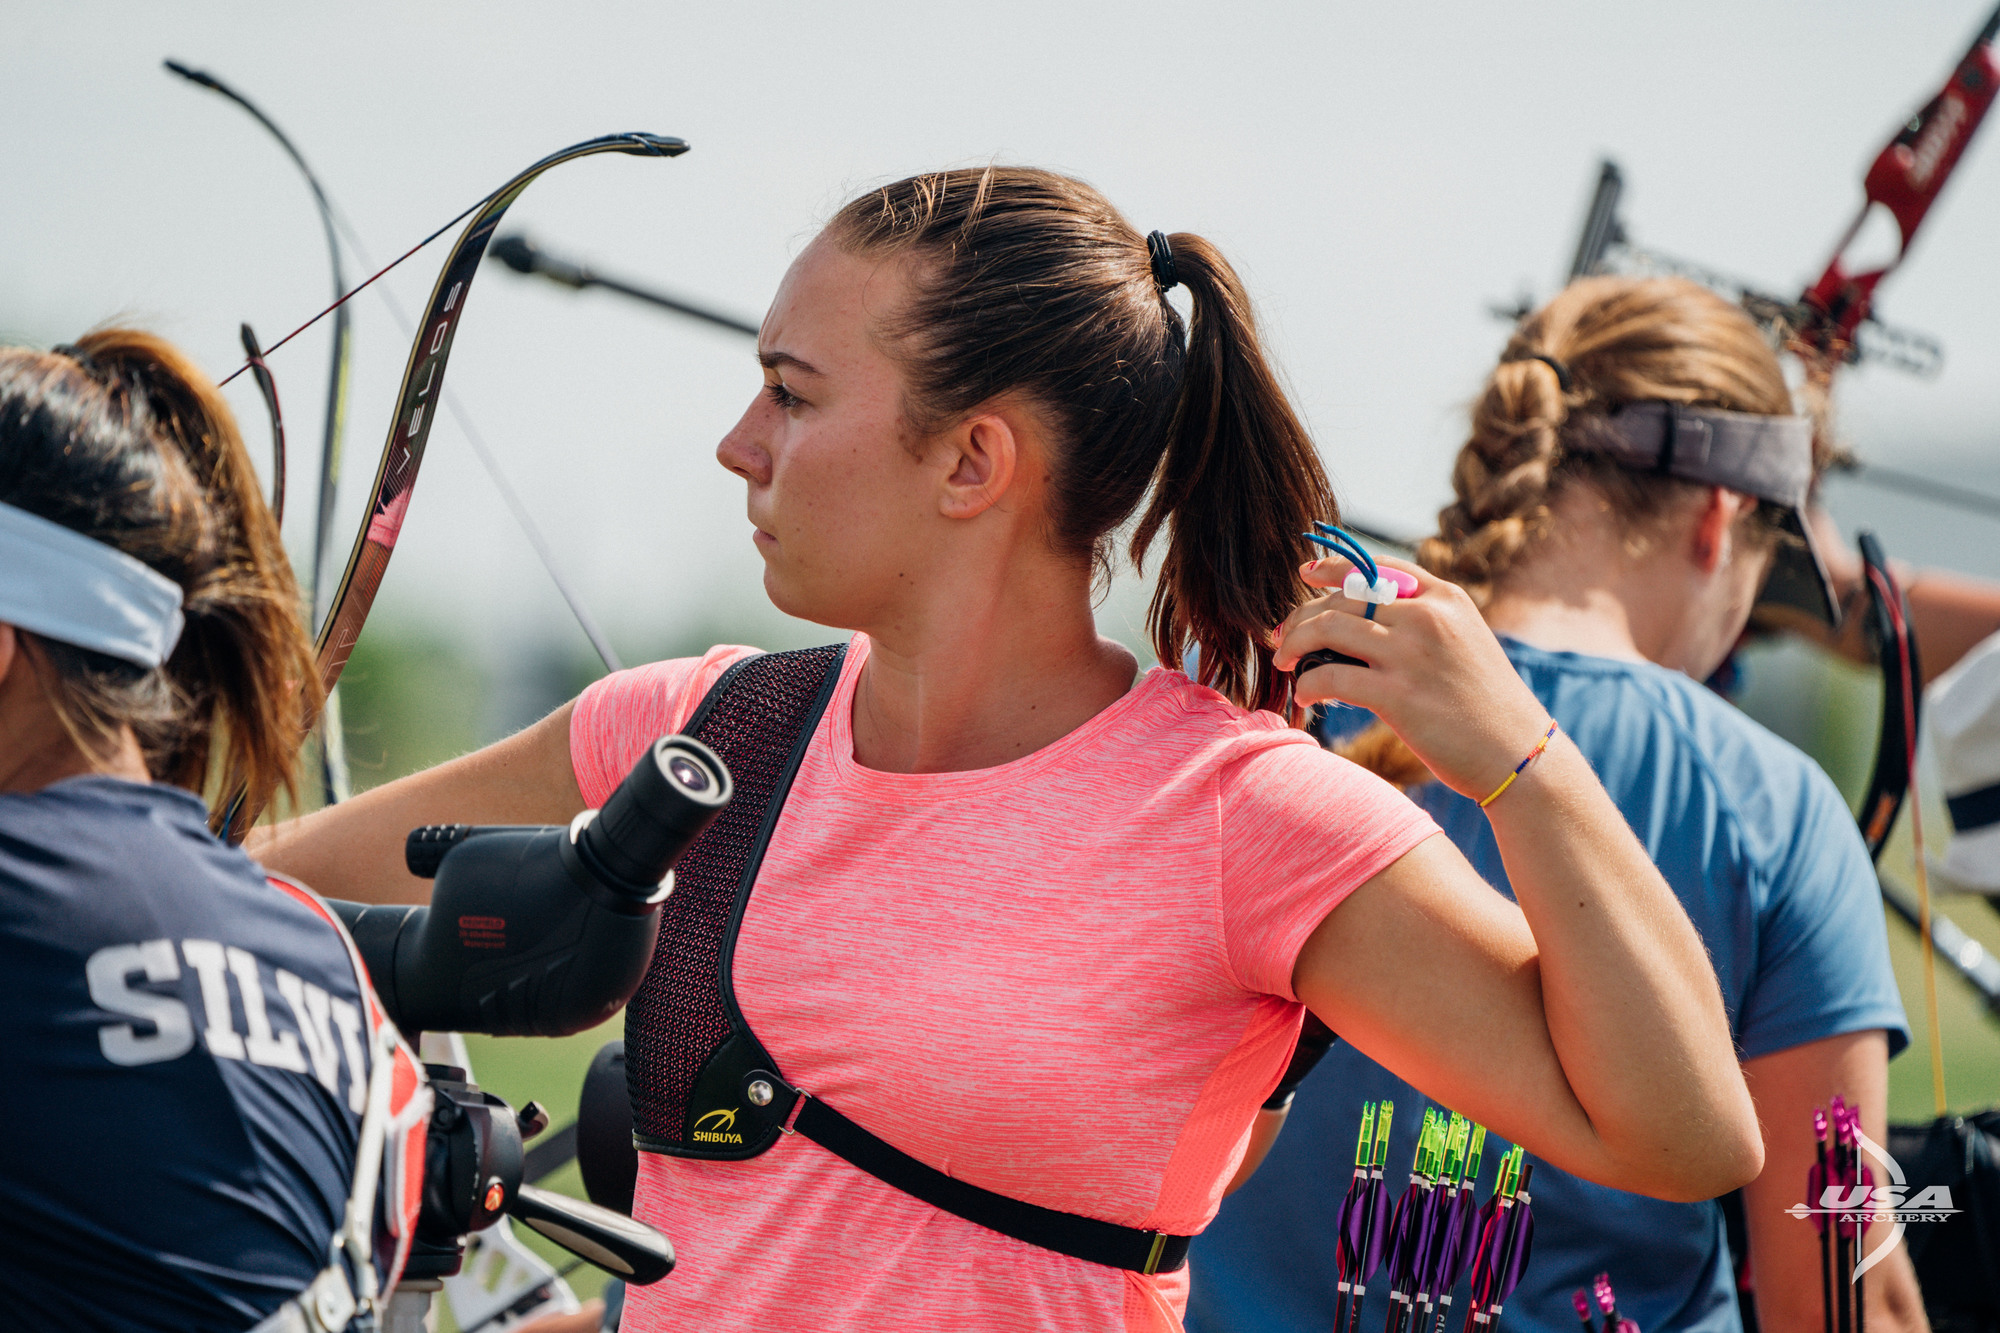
left=848, top=552, right=1139, bottom=775
left=0, top=712, right=149, bottom=794
left=1482, top=583, right=1650, bottom=664
left=1478, top=497, right=1685, bottom=668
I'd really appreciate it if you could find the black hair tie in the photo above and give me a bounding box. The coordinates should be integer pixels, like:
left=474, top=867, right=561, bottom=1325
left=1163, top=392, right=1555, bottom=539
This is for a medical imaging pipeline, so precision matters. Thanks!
left=52, top=343, right=112, bottom=383
left=1147, top=231, right=1179, bottom=292
left=1524, top=353, right=1573, bottom=393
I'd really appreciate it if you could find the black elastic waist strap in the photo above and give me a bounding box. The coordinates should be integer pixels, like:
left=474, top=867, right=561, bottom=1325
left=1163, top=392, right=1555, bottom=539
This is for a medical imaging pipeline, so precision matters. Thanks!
left=791, top=1095, right=1191, bottom=1275
left=1948, top=780, right=2000, bottom=833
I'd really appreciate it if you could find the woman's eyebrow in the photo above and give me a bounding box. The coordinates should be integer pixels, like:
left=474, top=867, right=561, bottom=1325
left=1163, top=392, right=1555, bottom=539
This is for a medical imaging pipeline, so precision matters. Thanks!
left=757, top=349, right=821, bottom=377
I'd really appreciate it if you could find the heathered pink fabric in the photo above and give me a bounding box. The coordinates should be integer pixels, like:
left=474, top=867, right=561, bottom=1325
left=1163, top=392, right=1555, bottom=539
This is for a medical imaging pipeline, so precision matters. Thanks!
left=570, top=634, right=1437, bottom=1332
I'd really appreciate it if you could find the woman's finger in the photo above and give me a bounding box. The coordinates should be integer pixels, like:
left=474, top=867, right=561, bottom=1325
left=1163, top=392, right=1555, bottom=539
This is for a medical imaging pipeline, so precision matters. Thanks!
left=1300, top=556, right=1357, bottom=590
left=1293, top=655, right=1379, bottom=710
left=1274, top=603, right=1395, bottom=674
left=1287, top=567, right=1420, bottom=640
left=1301, top=556, right=1424, bottom=611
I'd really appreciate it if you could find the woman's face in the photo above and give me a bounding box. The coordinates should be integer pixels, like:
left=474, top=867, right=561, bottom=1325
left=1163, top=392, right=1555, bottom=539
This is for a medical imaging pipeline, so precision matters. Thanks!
left=716, top=238, right=954, bottom=629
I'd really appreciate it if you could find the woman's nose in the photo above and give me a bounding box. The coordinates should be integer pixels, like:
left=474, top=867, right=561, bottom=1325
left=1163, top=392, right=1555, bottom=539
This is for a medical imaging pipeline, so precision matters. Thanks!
left=716, top=405, right=772, bottom=485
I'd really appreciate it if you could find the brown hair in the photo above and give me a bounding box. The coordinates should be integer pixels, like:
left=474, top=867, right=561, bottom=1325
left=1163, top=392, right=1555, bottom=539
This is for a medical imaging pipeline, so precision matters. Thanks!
left=0, top=329, right=319, bottom=828
left=1419, top=275, right=1797, bottom=603
left=828, top=167, right=1334, bottom=713
left=1340, top=276, right=1802, bottom=786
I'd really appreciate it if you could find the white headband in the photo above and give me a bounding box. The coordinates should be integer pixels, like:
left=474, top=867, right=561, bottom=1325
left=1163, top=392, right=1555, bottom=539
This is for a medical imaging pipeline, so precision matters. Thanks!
left=0, top=501, right=185, bottom=668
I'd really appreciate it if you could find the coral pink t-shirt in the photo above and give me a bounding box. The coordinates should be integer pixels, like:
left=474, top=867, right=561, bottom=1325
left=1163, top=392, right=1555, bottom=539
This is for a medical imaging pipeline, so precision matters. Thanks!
left=569, top=635, right=1437, bottom=1332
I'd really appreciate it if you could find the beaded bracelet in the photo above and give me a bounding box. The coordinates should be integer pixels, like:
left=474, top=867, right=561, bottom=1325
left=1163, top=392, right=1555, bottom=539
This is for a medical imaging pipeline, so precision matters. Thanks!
left=1479, top=719, right=1560, bottom=809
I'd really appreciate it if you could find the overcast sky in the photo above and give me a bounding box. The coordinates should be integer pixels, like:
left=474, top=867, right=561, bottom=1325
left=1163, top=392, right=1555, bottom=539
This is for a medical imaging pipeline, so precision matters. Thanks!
left=6, top=1, right=1998, bottom=666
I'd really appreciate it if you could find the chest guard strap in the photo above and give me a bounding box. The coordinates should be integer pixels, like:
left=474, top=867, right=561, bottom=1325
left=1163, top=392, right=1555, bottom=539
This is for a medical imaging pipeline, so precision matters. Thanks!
left=620, top=645, right=1193, bottom=1275
left=625, top=644, right=845, bottom=1160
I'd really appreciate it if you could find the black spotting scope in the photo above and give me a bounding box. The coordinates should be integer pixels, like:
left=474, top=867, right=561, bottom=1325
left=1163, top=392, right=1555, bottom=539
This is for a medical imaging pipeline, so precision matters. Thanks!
left=333, top=735, right=729, bottom=1037
left=327, top=734, right=731, bottom=1287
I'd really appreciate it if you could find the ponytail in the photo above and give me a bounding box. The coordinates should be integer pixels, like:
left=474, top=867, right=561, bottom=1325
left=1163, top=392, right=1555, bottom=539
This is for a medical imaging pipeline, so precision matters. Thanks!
left=0, top=329, right=319, bottom=827
left=1132, top=234, right=1334, bottom=713
left=831, top=169, right=1330, bottom=714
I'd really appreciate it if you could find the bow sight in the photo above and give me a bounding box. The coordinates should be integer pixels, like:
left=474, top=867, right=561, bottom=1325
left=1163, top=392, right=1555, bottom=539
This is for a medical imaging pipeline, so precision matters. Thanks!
left=1526, top=3, right=2000, bottom=380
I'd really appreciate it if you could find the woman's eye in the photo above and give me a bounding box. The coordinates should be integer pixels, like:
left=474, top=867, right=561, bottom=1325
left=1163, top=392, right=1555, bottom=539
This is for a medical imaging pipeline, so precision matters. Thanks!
left=763, top=382, right=800, bottom=411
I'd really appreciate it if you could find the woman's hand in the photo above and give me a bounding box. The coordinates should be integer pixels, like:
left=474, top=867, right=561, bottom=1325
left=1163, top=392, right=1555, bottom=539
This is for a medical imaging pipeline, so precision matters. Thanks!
left=1274, top=555, right=1549, bottom=801
left=1285, top=555, right=1763, bottom=1200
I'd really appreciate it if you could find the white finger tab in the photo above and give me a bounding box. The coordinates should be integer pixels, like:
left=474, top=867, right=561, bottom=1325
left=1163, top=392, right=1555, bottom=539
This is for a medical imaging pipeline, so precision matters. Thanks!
left=1344, top=572, right=1402, bottom=605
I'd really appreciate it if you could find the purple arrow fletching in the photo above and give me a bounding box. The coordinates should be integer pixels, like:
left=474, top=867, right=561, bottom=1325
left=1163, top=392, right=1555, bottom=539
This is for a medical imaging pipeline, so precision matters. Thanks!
left=1348, top=1178, right=1378, bottom=1279
left=1492, top=1177, right=1535, bottom=1303
left=1362, top=1175, right=1393, bottom=1279
left=1400, top=1184, right=1438, bottom=1295
left=1384, top=1182, right=1421, bottom=1292
left=1468, top=1197, right=1506, bottom=1307
left=1408, top=1186, right=1440, bottom=1290
left=1336, top=1167, right=1368, bottom=1280
left=1436, top=1184, right=1480, bottom=1291
left=1412, top=1183, right=1452, bottom=1299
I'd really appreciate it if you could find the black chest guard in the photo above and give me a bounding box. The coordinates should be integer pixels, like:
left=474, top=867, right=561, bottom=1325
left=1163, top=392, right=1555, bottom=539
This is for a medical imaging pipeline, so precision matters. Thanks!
left=625, top=643, right=843, bottom=1159
left=619, top=645, right=1195, bottom=1275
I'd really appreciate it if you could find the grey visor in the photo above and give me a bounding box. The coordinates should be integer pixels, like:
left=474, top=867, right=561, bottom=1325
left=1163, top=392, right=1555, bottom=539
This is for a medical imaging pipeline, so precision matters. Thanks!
left=1591, top=402, right=1838, bottom=626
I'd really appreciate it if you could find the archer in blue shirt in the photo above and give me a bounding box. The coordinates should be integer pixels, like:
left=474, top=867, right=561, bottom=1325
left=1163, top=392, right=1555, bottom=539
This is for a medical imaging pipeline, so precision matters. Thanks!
left=1194, top=277, right=1915, bottom=1333
left=0, top=328, right=392, bottom=1330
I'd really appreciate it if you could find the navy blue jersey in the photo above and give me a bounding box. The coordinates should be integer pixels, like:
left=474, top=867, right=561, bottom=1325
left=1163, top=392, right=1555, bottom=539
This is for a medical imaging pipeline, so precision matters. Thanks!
left=0, top=777, right=374, bottom=1332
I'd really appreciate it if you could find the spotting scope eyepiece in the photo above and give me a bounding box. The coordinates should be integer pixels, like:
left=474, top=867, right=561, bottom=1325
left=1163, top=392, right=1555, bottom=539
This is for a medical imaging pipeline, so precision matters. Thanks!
left=573, top=736, right=731, bottom=897
left=332, top=734, right=729, bottom=1038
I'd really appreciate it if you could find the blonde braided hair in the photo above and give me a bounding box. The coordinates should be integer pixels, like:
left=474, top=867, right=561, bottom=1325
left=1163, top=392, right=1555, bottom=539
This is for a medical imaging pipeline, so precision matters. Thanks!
left=1418, top=275, right=1796, bottom=606
left=1340, top=276, right=1804, bottom=787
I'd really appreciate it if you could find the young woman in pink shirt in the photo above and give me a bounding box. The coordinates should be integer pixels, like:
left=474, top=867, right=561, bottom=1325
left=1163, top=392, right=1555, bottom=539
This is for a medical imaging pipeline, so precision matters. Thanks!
left=260, top=167, right=1762, bottom=1331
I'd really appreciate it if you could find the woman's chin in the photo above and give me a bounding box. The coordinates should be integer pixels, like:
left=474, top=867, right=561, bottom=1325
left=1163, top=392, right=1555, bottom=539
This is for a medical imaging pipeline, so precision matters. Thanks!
left=760, top=570, right=864, bottom=634
left=760, top=568, right=815, bottom=622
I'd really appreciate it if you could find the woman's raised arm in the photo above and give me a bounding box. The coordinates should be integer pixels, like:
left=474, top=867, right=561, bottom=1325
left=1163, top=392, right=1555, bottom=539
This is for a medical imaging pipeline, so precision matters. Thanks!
left=1280, top=556, right=1763, bottom=1202
left=251, top=702, right=586, bottom=905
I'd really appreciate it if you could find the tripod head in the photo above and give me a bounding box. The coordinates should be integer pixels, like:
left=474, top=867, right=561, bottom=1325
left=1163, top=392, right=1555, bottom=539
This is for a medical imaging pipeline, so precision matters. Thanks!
left=329, top=734, right=730, bottom=1290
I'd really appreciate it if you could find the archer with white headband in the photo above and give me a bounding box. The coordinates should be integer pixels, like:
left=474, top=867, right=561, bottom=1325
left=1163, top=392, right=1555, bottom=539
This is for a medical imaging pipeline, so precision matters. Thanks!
left=0, top=331, right=427, bottom=1331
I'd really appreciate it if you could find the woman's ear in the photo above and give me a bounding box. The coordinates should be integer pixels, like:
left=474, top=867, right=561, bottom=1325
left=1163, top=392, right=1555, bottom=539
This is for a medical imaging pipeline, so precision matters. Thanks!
left=1689, top=487, right=1755, bottom=573
left=938, top=410, right=1021, bottom=520
left=0, top=625, right=16, bottom=689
